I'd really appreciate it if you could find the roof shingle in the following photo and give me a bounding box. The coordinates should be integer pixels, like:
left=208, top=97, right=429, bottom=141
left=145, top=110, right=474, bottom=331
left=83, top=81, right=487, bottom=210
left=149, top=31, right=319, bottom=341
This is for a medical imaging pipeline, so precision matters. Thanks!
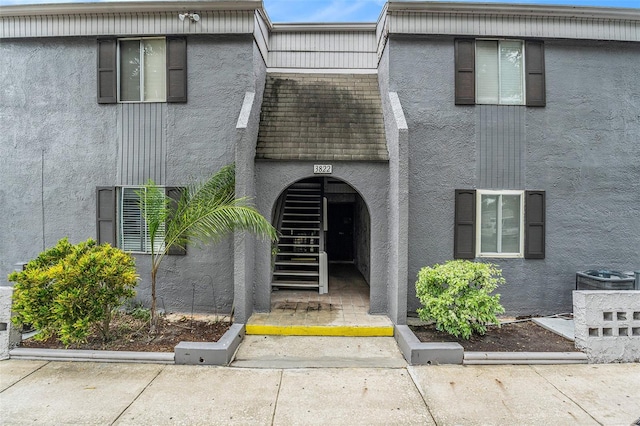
left=256, top=73, right=388, bottom=161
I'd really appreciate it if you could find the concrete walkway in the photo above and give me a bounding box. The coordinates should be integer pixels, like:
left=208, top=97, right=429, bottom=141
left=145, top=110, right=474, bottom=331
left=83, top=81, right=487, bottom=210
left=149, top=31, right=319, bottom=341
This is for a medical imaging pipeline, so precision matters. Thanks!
left=2, top=339, right=640, bottom=425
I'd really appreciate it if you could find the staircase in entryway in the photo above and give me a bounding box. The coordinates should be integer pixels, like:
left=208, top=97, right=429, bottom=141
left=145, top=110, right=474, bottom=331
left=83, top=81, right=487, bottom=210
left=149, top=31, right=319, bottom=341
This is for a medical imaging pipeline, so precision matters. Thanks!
left=272, top=181, right=324, bottom=292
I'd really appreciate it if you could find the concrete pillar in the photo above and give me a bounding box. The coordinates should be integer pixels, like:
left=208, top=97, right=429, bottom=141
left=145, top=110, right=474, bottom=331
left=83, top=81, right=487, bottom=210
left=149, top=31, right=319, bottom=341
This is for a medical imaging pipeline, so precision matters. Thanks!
left=0, top=286, right=22, bottom=360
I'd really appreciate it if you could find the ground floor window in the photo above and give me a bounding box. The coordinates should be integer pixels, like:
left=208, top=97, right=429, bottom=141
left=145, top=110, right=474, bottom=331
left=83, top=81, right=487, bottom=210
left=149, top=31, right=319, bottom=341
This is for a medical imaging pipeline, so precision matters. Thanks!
left=119, top=187, right=165, bottom=254
left=477, top=190, right=524, bottom=257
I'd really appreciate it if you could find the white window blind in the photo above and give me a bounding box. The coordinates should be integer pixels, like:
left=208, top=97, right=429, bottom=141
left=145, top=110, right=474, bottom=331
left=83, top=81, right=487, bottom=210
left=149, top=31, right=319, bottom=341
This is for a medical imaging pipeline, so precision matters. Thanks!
left=143, top=39, right=166, bottom=102
left=476, top=40, right=524, bottom=105
left=120, top=187, right=165, bottom=253
left=476, top=41, right=499, bottom=104
left=499, top=41, right=524, bottom=104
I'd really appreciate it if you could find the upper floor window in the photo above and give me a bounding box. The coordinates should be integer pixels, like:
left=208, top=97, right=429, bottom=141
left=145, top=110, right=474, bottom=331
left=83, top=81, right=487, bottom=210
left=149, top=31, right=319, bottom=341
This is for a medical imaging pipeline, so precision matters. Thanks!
left=119, top=38, right=166, bottom=103
left=97, top=37, right=187, bottom=104
left=454, top=39, right=545, bottom=107
left=476, top=40, right=524, bottom=105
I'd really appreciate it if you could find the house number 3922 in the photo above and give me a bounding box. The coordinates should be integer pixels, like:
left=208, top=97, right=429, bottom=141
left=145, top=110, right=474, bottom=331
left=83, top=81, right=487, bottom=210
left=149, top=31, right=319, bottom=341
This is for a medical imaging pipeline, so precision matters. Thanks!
left=313, top=165, right=332, bottom=174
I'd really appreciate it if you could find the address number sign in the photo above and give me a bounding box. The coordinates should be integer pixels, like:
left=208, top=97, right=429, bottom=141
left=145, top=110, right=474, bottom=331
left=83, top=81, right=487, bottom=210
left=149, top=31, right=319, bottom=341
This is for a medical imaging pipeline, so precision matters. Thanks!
left=313, top=165, right=332, bottom=174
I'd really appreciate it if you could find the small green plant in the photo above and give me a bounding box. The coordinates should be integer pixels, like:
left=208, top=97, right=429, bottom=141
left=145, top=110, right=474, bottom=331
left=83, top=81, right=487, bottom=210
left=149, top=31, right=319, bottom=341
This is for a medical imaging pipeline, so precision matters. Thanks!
left=415, top=260, right=505, bottom=339
left=9, top=238, right=138, bottom=345
left=126, top=303, right=152, bottom=322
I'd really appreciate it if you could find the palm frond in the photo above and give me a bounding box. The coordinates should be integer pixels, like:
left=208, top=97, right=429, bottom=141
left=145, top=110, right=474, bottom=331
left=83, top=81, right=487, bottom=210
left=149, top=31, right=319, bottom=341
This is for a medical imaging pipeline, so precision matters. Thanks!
left=162, top=164, right=277, bottom=262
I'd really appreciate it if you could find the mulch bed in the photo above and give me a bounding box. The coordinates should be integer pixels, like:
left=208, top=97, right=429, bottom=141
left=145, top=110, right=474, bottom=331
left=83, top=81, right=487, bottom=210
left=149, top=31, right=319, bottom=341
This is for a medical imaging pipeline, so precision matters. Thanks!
left=410, top=320, right=578, bottom=352
left=19, top=313, right=230, bottom=353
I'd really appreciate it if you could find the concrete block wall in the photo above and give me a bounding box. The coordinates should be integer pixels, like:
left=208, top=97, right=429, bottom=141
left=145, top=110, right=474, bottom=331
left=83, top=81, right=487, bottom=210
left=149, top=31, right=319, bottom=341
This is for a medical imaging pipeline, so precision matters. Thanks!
left=573, top=290, right=640, bottom=363
left=0, top=287, right=22, bottom=360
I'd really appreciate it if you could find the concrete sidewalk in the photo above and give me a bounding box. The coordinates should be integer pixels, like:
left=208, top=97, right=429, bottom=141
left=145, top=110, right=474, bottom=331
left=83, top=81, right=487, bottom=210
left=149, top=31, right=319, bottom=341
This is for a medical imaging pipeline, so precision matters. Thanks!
left=1, top=339, right=639, bottom=425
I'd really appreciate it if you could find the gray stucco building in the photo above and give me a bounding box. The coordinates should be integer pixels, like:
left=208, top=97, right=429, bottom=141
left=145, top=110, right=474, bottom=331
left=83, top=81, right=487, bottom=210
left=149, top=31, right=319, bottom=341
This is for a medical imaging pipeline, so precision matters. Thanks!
left=1, top=1, right=638, bottom=325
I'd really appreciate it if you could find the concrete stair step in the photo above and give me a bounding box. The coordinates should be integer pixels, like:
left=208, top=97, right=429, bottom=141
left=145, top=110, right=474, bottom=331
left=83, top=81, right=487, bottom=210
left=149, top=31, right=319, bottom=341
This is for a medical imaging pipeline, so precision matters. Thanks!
left=271, top=281, right=320, bottom=288
left=231, top=335, right=403, bottom=368
left=273, top=271, right=320, bottom=277
left=275, top=261, right=319, bottom=266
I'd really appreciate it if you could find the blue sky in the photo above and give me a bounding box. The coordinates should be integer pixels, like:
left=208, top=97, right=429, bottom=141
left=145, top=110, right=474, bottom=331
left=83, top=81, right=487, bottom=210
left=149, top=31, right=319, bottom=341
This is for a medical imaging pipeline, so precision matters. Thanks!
left=265, top=0, right=639, bottom=22
left=1, top=0, right=638, bottom=20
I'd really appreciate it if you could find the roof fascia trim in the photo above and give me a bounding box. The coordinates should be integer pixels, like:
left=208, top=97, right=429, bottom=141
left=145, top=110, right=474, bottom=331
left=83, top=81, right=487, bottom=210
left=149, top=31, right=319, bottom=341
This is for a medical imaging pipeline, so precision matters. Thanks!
left=0, top=0, right=263, bottom=17
left=271, top=23, right=377, bottom=32
left=387, top=2, right=640, bottom=22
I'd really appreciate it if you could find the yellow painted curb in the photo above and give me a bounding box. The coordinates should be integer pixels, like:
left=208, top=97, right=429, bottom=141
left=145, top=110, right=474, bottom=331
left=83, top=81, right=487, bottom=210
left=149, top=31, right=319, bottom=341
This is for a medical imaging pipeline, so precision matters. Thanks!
left=245, top=324, right=394, bottom=337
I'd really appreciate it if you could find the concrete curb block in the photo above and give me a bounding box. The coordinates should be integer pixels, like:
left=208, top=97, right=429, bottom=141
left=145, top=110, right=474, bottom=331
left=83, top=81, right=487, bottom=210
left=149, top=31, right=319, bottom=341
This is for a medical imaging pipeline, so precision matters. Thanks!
left=9, top=324, right=245, bottom=365
left=175, top=323, right=245, bottom=365
left=464, top=351, right=588, bottom=364
left=395, top=325, right=464, bottom=365
left=9, top=347, right=174, bottom=364
left=396, top=325, right=588, bottom=365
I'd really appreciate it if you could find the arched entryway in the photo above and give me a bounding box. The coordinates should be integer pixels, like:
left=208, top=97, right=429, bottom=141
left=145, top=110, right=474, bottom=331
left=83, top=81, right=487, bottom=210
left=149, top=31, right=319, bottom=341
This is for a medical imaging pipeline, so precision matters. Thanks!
left=269, top=177, right=372, bottom=316
left=243, top=160, right=393, bottom=332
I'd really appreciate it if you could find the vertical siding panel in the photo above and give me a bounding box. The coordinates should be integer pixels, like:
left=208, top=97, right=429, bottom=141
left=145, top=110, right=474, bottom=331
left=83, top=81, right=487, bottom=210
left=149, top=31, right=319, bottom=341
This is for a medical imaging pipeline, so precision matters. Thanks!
left=507, top=107, right=512, bottom=188
left=518, top=106, right=523, bottom=188
left=510, top=106, right=515, bottom=188
left=498, top=106, right=504, bottom=188
left=137, top=104, right=143, bottom=184
left=499, top=106, right=504, bottom=188
left=150, top=104, right=156, bottom=182
left=143, top=104, right=149, bottom=182
left=122, top=103, right=126, bottom=185
left=478, top=106, right=483, bottom=187
left=161, top=103, right=166, bottom=185
left=486, top=106, right=492, bottom=188
left=490, top=106, right=496, bottom=188
left=132, top=104, right=138, bottom=184
left=156, top=104, right=162, bottom=183
left=128, top=105, right=134, bottom=185
left=483, top=106, right=488, bottom=188
left=118, top=106, right=123, bottom=185
left=136, top=104, right=141, bottom=184
left=511, top=107, right=521, bottom=189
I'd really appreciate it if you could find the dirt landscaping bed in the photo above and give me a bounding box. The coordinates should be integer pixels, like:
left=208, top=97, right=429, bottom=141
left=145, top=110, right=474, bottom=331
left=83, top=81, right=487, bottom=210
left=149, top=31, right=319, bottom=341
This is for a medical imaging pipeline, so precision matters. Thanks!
left=410, top=320, right=578, bottom=352
left=19, top=312, right=231, bottom=353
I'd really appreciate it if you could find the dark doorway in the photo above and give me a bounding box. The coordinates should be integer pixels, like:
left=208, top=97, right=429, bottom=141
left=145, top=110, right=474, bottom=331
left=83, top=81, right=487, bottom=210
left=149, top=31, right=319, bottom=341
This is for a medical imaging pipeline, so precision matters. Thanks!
left=327, top=203, right=354, bottom=262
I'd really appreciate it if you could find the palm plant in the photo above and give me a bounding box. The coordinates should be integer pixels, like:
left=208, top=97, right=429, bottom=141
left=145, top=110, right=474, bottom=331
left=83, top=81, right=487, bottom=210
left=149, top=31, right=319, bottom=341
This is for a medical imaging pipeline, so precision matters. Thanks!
left=138, top=163, right=277, bottom=331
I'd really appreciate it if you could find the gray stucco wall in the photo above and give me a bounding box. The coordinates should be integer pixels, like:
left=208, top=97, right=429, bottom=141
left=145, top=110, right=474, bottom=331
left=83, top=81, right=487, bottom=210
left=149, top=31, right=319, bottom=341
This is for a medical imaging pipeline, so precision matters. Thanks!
left=253, top=161, right=389, bottom=314
left=379, top=41, right=410, bottom=324
left=233, top=41, right=267, bottom=323
left=1, top=37, right=118, bottom=275
left=1, top=35, right=258, bottom=315
left=388, top=35, right=640, bottom=316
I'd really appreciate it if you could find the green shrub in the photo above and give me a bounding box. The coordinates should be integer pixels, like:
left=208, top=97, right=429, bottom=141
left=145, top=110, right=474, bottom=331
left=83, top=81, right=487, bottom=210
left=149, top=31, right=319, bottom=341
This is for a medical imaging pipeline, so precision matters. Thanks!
left=9, top=238, right=138, bottom=345
left=415, top=260, right=505, bottom=339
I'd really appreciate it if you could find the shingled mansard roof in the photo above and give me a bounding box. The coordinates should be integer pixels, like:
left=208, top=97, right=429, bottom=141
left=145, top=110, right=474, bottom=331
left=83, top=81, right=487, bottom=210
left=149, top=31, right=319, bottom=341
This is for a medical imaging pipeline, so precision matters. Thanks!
left=256, top=73, right=388, bottom=161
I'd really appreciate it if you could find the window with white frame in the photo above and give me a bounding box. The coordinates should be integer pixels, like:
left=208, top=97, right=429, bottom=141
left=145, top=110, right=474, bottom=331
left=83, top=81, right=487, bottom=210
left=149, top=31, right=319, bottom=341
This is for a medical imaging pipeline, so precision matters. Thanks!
left=476, top=40, right=525, bottom=105
left=120, top=187, right=165, bottom=254
left=477, top=190, right=524, bottom=257
left=119, top=38, right=166, bottom=102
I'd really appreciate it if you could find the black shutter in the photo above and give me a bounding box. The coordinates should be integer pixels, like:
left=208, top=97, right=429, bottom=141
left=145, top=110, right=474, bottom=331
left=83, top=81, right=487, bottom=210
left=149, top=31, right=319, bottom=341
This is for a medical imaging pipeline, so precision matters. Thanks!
left=166, top=37, right=187, bottom=103
left=454, top=189, right=476, bottom=259
left=97, top=39, right=117, bottom=104
left=525, top=40, right=545, bottom=107
left=455, top=39, right=475, bottom=105
left=96, top=187, right=117, bottom=245
left=166, top=187, right=187, bottom=255
left=524, top=190, right=545, bottom=259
